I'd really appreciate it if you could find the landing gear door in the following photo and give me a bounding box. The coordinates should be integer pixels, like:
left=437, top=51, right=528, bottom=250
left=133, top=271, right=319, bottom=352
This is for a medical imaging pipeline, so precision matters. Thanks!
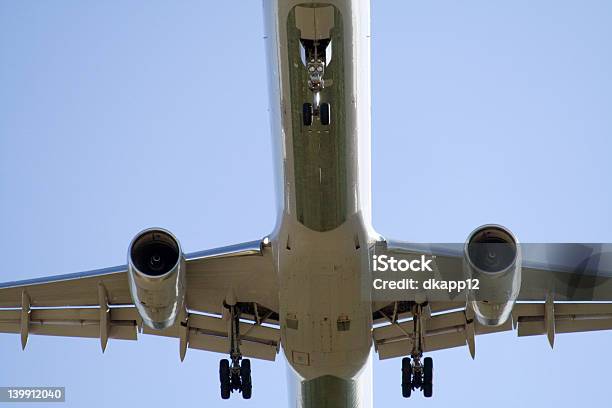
left=295, top=5, right=334, bottom=41
left=295, top=5, right=334, bottom=66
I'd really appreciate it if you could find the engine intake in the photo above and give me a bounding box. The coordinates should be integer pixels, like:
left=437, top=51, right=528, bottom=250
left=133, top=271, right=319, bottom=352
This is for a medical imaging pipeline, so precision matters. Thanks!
left=464, top=225, right=521, bottom=326
left=466, top=226, right=517, bottom=274
left=128, top=228, right=186, bottom=330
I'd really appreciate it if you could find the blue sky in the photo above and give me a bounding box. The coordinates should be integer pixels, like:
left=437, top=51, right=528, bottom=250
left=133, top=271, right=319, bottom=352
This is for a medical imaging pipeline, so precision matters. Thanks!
left=1, top=1, right=612, bottom=407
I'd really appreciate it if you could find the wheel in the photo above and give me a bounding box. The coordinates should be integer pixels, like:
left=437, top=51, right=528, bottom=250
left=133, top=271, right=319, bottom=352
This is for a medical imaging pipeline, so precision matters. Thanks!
left=401, top=357, right=412, bottom=398
left=320, top=102, right=331, bottom=125
left=423, top=383, right=432, bottom=398
left=303, top=103, right=313, bottom=126
left=219, top=359, right=231, bottom=400
left=242, top=385, right=252, bottom=399
left=423, top=357, right=433, bottom=398
left=240, top=359, right=252, bottom=399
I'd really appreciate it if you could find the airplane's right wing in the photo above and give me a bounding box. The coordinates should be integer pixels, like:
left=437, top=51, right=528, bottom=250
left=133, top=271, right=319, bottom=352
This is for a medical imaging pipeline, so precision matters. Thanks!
left=0, top=237, right=280, bottom=361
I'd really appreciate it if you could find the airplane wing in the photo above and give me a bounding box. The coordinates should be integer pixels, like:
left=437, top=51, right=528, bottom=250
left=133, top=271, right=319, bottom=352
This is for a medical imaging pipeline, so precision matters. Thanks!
left=0, top=239, right=280, bottom=361
left=372, top=239, right=612, bottom=359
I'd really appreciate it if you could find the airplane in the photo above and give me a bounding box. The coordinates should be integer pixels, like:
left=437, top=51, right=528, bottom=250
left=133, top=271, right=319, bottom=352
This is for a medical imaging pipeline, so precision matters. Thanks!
left=2, top=1, right=612, bottom=407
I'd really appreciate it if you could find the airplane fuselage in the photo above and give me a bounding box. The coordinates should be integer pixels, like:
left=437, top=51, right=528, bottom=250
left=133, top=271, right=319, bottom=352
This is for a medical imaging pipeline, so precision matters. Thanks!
left=263, top=1, right=374, bottom=406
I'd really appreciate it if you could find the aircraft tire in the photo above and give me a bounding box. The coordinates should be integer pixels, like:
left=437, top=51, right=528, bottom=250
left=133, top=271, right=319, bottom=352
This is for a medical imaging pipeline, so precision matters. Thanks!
left=303, top=103, right=313, bottom=126
left=401, top=357, right=412, bottom=398
left=320, top=102, right=331, bottom=125
left=423, top=357, right=433, bottom=398
left=240, top=359, right=252, bottom=399
left=220, top=359, right=231, bottom=399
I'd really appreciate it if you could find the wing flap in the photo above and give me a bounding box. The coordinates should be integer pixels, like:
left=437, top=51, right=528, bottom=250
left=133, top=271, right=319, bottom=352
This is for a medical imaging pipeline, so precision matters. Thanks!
left=515, top=303, right=612, bottom=337
left=141, top=311, right=281, bottom=361
left=188, top=331, right=278, bottom=361
left=0, top=307, right=138, bottom=341
left=374, top=308, right=512, bottom=359
left=30, top=323, right=137, bottom=340
left=374, top=302, right=612, bottom=359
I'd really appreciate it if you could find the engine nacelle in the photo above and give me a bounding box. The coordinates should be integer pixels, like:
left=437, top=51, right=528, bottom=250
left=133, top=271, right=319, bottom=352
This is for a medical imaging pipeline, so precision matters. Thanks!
left=127, top=228, right=186, bottom=330
left=464, top=224, right=521, bottom=326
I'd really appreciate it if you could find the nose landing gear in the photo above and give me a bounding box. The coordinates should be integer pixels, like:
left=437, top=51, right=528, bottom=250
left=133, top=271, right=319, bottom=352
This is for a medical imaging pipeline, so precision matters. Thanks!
left=219, top=303, right=252, bottom=400
left=303, top=101, right=331, bottom=127
left=301, top=40, right=332, bottom=127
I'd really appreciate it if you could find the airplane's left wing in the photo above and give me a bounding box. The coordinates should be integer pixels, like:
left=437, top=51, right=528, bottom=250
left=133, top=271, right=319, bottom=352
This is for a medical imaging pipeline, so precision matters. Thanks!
left=371, top=236, right=612, bottom=360
left=0, top=239, right=280, bottom=361
left=372, top=300, right=612, bottom=360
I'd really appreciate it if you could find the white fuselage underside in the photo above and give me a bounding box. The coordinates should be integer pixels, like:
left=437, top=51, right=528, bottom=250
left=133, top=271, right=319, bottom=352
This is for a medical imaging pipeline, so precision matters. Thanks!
left=263, top=1, right=375, bottom=407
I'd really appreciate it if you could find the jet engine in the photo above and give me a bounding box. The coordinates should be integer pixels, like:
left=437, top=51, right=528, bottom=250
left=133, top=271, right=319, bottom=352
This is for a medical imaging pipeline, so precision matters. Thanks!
left=464, top=225, right=521, bottom=326
left=127, top=228, right=186, bottom=330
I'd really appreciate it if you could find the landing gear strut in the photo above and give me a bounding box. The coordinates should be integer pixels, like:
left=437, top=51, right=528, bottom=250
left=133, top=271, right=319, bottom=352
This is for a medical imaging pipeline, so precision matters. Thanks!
left=401, top=303, right=433, bottom=398
left=219, top=303, right=252, bottom=400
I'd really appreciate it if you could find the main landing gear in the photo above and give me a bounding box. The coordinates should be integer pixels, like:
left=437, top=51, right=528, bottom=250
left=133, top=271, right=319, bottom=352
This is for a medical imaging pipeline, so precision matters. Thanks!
left=219, top=303, right=252, bottom=400
left=402, top=355, right=433, bottom=398
left=401, top=303, right=434, bottom=398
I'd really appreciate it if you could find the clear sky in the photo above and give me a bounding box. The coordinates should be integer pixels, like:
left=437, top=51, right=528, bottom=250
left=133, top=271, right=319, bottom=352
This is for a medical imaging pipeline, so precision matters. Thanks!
left=1, top=1, right=611, bottom=407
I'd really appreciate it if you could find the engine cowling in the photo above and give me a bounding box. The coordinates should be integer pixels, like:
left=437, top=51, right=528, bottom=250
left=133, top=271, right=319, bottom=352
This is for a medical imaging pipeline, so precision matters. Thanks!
left=464, top=224, right=521, bottom=326
left=127, top=228, right=186, bottom=330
